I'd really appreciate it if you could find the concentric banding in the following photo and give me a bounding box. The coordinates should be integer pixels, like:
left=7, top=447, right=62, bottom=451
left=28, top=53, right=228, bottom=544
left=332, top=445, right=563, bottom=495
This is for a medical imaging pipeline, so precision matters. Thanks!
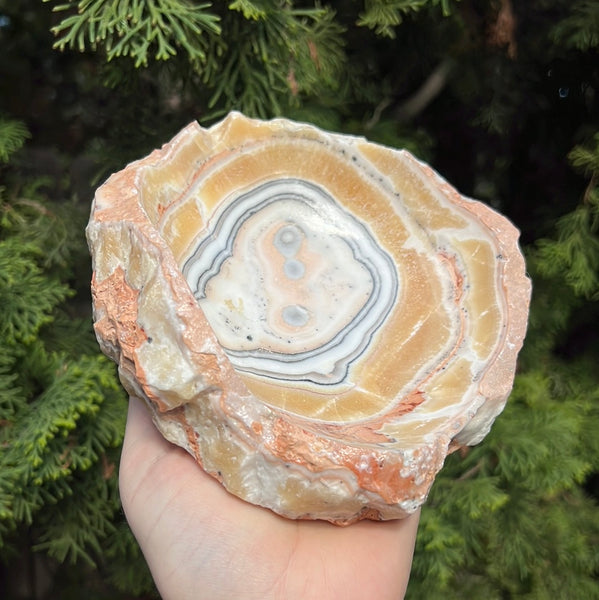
left=142, top=125, right=477, bottom=424
left=182, top=178, right=398, bottom=385
left=87, top=112, right=531, bottom=525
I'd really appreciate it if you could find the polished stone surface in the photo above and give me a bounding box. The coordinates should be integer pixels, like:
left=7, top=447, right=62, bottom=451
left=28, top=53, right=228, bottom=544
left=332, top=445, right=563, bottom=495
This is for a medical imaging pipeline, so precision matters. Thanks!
left=88, top=112, right=531, bottom=524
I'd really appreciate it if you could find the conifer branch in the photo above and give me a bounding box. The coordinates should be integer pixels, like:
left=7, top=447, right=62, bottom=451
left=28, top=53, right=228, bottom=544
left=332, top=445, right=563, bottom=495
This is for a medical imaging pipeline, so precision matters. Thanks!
left=0, top=119, right=30, bottom=163
left=552, top=0, right=599, bottom=50
left=358, top=0, right=458, bottom=37
left=207, top=4, right=345, bottom=117
left=43, top=0, right=222, bottom=66
left=534, top=135, right=599, bottom=299
left=457, top=459, right=484, bottom=481
left=395, top=57, right=455, bottom=122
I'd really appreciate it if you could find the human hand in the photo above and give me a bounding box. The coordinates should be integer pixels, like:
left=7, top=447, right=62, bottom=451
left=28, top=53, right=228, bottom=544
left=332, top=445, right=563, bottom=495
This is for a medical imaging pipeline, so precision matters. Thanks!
left=119, top=395, right=420, bottom=600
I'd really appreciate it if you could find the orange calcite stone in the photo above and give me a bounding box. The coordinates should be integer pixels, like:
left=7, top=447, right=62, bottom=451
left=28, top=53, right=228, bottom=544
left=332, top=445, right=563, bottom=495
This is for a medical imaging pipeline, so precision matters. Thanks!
left=87, top=112, right=531, bottom=525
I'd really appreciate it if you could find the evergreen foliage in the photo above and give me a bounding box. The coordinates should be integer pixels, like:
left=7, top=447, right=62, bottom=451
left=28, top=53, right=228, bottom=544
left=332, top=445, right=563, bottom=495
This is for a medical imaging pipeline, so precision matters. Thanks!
left=206, top=3, right=346, bottom=118
left=0, top=124, right=153, bottom=596
left=552, top=0, right=599, bottom=50
left=358, top=0, right=457, bottom=36
left=404, top=131, right=599, bottom=596
left=45, top=0, right=222, bottom=67
left=535, top=147, right=599, bottom=299
left=0, top=0, right=597, bottom=597
left=0, top=119, right=30, bottom=163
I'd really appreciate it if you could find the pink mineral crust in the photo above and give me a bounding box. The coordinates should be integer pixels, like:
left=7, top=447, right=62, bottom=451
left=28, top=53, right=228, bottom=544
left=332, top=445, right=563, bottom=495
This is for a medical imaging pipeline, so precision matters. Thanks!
left=87, top=112, right=531, bottom=525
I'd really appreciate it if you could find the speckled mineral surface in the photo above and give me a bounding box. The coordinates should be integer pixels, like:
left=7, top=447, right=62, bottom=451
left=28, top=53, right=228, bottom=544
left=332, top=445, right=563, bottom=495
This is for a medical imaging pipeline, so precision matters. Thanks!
left=87, top=112, right=531, bottom=525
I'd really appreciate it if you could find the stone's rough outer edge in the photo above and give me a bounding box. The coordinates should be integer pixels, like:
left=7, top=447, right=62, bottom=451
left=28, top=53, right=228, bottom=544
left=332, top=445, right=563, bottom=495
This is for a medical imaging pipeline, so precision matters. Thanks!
left=87, top=112, right=532, bottom=525
left=408, top=157, right=531, bottom=447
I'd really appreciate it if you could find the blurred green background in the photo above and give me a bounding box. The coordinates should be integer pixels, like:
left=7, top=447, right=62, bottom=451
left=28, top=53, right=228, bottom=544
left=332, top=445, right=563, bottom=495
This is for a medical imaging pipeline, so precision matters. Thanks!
left=0, top=1, right=597, bottom=598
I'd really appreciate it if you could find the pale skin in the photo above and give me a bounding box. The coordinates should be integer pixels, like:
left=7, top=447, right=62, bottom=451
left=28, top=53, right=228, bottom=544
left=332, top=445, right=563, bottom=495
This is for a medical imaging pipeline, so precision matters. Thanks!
left=119, top=396, right=420, bottom=600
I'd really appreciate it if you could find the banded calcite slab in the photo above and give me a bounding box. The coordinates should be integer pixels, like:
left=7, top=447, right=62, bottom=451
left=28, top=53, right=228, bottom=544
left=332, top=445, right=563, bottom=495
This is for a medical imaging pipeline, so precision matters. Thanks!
left=87, top=112, right=531, bottom=525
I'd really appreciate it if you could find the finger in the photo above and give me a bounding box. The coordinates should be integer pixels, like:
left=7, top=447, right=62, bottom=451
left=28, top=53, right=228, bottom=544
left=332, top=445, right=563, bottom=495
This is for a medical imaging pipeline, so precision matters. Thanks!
left=118, top=396, right=198, bottom=536
left=119, top=396, right=262, bottom=531
left=122, top=394, right=168, bottom=453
